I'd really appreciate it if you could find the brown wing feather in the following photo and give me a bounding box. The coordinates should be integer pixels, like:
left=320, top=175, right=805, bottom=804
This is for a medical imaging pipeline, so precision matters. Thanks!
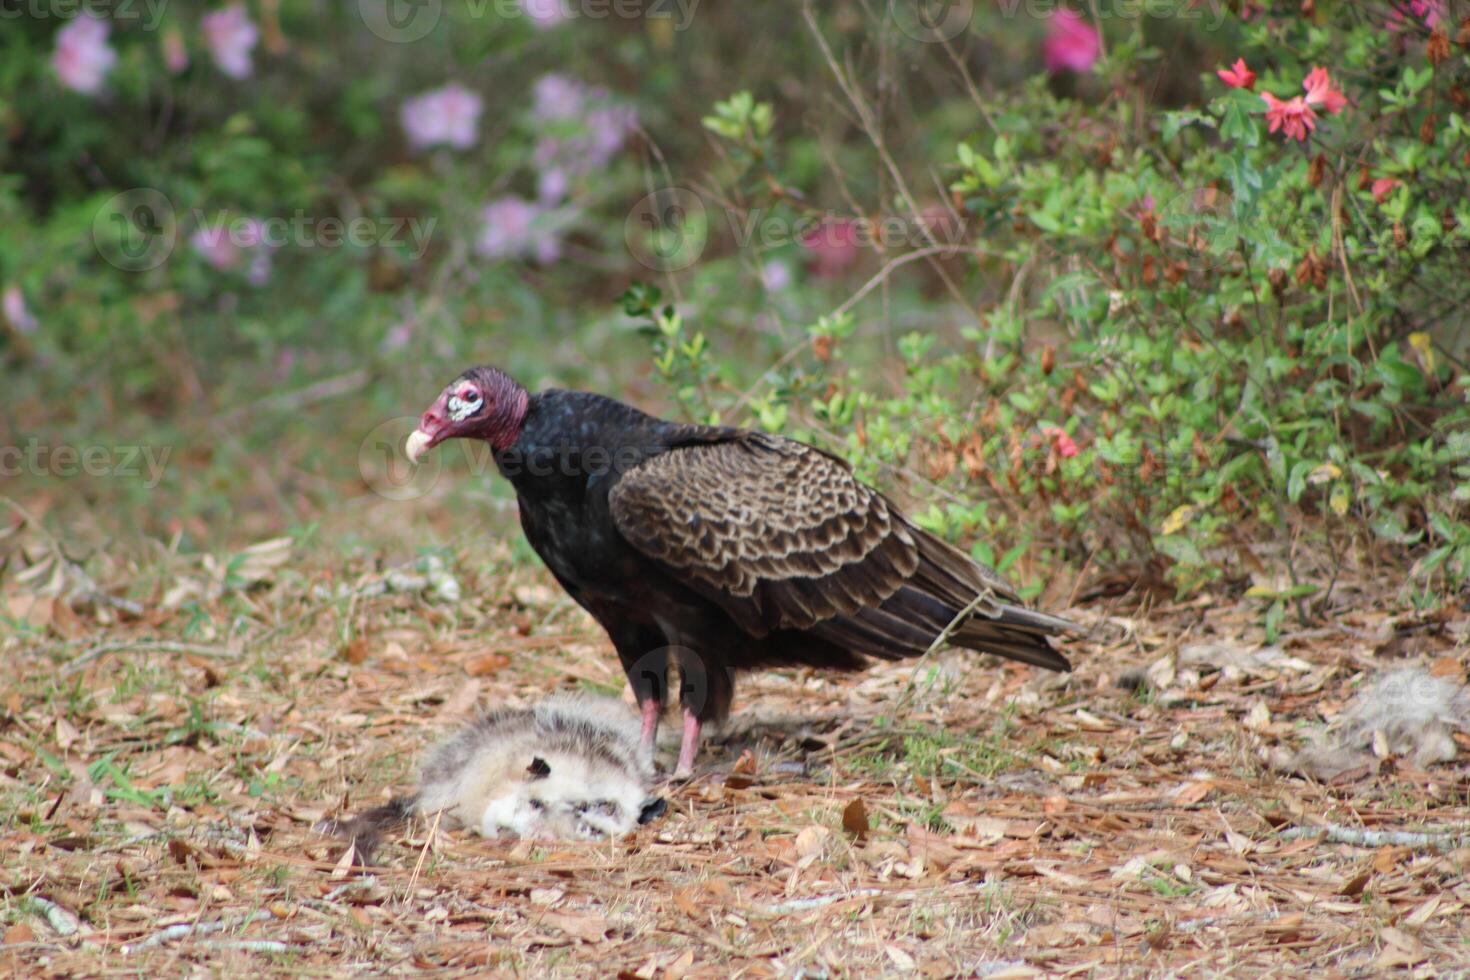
left=609, top=433, right=919, bottom=633
left=610, top=432, right=1074, bottom=670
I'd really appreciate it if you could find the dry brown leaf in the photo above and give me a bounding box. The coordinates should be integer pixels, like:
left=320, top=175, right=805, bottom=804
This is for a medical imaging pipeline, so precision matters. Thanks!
left=540, top=911, right=610, bottom=944
left=3, top=923, right=34, bottom=945
left=464, top=652, right=510, bottom=677
left=842, top=798, right=869, bottom=839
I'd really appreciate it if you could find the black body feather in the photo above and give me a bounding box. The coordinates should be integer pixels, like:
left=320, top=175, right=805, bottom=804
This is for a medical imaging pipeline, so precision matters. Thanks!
left=489, top=383, right=1076, bottom=725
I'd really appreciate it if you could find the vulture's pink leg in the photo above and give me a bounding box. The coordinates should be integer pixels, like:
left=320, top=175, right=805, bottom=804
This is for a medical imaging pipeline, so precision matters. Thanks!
left=639, top=699, right=661, bottom=761
left=673, top=708, right=701, bottom=779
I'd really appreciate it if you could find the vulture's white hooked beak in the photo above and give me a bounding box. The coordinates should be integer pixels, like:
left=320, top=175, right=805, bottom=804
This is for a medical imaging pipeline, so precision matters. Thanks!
left=405, top=428, right=435, bottom=465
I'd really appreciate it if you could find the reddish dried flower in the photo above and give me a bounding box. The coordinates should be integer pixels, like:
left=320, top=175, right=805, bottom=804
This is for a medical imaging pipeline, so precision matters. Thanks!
left=1428, top=28, right=1451, bottom=64
left=1216, top=58, right=1256, bottom=90
left=1308, top=153, right=1326, bottom=188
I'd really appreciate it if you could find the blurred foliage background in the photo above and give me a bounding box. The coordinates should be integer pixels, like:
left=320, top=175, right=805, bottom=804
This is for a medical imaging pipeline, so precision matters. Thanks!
left=1, top=0, right=1468, bottom=626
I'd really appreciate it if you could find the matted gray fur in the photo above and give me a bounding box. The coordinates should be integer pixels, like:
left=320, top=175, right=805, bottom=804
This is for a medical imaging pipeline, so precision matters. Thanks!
left=321, top=694, right=666, bottom=864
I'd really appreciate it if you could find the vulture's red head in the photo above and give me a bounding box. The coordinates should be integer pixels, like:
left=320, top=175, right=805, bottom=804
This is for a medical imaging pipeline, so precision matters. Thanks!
left=407, top=366, right=529, bottom=463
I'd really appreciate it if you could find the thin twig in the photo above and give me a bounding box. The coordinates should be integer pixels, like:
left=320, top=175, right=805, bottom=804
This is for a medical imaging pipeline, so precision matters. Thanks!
left=890, top=588, right=995, bottom=718
left=1279, top=825, right=1470, bottom=851
left=759, top=889, right=884, bottom=916
left=121, top=911, right=273, bottom=954
left=63, top=639, right=241, bottom=676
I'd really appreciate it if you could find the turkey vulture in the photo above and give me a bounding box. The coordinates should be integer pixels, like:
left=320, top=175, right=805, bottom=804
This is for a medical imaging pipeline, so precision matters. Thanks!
left=407, top=366, right=1076, bottom=776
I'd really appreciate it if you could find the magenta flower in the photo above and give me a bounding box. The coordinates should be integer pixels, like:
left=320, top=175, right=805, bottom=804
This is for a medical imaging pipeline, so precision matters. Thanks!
left=1042, top=10, right=1101, bottom=76
left=3, top=285, right=38, bottom=335
left=520, top=0, right=570, bottom=29
left=477, top=197, right=562, bottom=264
left=202, top=5, right=259, bottom=80
left=1216, top=58, right=1256, bottom=90
left=401, top=83, right=484, bottom=152
left=51, top=15, right=117, bottom=95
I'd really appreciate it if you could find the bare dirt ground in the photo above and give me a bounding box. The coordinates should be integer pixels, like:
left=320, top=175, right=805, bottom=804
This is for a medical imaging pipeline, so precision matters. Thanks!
left=3, top=523, right=1469, bottom=977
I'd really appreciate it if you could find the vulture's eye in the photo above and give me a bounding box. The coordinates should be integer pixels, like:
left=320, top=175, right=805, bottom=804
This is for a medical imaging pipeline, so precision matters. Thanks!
left=447, top=389, right=482, bottom=422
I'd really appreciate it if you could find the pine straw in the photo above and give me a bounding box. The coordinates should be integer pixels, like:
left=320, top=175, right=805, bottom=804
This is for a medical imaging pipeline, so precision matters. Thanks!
left=2, top=536, right=1469, bottom=977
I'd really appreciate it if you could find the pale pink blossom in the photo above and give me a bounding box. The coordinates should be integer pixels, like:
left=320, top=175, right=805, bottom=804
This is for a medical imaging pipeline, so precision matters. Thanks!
left=191, top=216, right=274, bottom=284
left=401, top=83, right=484, bottom=152
left=1042, top=10, right=1101, bottom=76
left=1302, top=67, right=1347, bottom=115
left=520, top=0, right=570, bottom=29
left=1389, top=0, right=1443, bottom=30
left=1042, top=426, right=1080, bottom=459
left=477, top=197, right=562, bottom=264
left=1371, top=178, right=1401, bottom=204
left=526, top=75, right=636, bottom=202
left=3, top=285, right=38, bottom=335
left=800, top=219, right=862, bottom=280
left=202, top=5, right=258, bottom=79
left=761, top=261, right=793, bottom=292
left=532, top=74, right=587, bottom=122
left=52, top=15, right=117, bottom=95
left=162, top=28, right=189, bottom=74
left=1216, top=58, right=1255, bottom=90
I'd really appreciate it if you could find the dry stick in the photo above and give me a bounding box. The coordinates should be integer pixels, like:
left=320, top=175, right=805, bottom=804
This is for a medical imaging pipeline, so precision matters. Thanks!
left=759, top=889, right=884, bottom=917
left=62, top=639, right=240, bottom=676
left=121, top=910, right=273, bottom=954
left=407, top=808, right=445, bottom=896
left=1279, top=825, right=1470, bottom=851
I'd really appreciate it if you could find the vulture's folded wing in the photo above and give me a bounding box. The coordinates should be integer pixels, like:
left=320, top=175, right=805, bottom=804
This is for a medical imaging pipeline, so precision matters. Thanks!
left=607, top=433, right=1050, bottom=659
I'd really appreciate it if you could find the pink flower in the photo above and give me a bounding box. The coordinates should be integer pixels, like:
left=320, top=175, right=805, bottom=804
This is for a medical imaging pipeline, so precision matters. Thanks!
left=520, top=0, right=570, bottom=29
left=3, top=285, right=38, bottom=335
left=1261, top=92, right=1317, bottom=142
left=800, top=219, right=862, bottom=279
left=1390, top=0, right=1443, bottom=30
left=400, top=83, right=483, bottom=152
left=1216, top=58, right=1256, bottom=90
left=1302, top=67, right=1347, bottom=115
left=202, top=5, right=259, bottom=80
left=191, top=216, right=275, bottom=284
left=1371, top=178, right=1401, bottom=204
left=51, top=15, right=117, bottom=95
left=1042, top=10, right=1101, bottom=76
left=477, top=197, right=562, bottom=264
left=1042, top=426, right=1080, bottom=459
left=162, top=28, right=189, bottom=74
left=532, top=74, right=587, bottom=122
